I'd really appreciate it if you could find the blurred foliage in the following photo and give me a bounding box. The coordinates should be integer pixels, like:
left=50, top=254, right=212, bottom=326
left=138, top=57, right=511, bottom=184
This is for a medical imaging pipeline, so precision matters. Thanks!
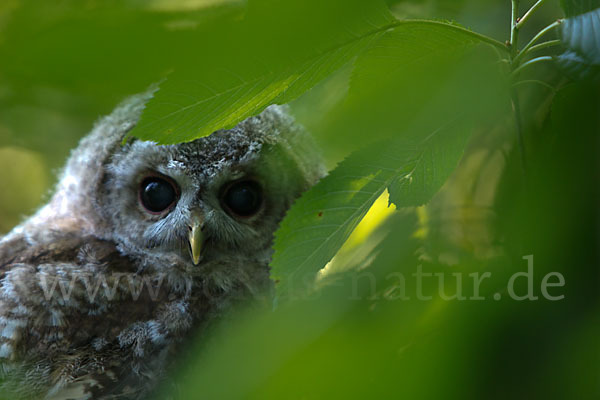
left=0, top=0, right=599, bottom=399
left=0, top=147, right=47, bottom=232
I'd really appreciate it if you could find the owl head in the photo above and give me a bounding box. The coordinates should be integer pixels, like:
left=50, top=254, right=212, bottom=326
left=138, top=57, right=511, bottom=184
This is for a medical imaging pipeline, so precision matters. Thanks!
left=38, top=89, right=325, bottom=277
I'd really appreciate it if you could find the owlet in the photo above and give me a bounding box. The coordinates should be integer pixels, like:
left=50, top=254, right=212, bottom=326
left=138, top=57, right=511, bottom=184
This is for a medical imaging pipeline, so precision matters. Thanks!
left=0, top=89, right=325, bottom=399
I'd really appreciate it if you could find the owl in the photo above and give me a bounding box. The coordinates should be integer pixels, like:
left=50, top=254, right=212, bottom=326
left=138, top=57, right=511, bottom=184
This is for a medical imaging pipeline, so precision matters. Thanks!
left=0, top=89, right=325, bottom=399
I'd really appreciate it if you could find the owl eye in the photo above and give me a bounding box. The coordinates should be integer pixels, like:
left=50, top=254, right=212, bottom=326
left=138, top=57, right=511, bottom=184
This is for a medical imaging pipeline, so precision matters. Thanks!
left=221, top=180, right=263, bottom=217
left=139, top=176, right=179, bottom=214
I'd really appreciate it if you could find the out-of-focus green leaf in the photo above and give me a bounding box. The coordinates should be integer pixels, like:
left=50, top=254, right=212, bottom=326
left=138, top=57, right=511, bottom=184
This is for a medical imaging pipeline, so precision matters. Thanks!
left=0, top=1, right=244, bottom=110
left=560, top=0, right=600, bottom=16
left=490, top=79, right=600, bottom=398
left=128, top=0, right=395, bottom=144
left=557, top=8, right=600, bottom=80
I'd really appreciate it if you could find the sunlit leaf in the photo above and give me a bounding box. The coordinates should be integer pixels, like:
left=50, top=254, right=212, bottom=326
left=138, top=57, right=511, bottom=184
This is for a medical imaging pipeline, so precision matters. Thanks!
left=270, top=120, right=473, bottom=299
left=130, top=35, right=383, bottom=144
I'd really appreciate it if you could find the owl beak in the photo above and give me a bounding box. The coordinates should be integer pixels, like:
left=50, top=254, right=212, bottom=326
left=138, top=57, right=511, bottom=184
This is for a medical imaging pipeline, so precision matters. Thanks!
left=188, top=213, right=205, bottom=265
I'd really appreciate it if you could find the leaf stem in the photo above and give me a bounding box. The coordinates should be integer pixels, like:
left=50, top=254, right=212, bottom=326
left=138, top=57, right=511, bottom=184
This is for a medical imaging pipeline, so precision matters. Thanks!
left=510, top=0, right=520, bottom=58
left=516, top=0, right=549, bottom=30
left=526, top=39, right=561, bottom=54
left=513, top=20, right=562, bottom=64
left=511, top=55, right=554, bottom=76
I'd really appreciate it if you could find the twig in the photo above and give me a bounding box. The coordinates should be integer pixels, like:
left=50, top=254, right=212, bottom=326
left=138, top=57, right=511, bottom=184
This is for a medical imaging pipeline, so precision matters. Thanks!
left=511, top=55, right=554, bottom=76
left=516, top=0, right=549, bottom=30
left=526, top=39, right=561, bottom=54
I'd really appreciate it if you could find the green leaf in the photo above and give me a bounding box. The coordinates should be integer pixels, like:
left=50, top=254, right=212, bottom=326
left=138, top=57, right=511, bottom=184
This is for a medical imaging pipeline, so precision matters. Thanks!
left=270, top=120, right=473, bottom=299
left=127, top=0, right=396, bottom=144
left=560, top=0, right=600, bottom=16
left=313, top=20, right=507, bottom=156
left=557, top=8, right=600, bottom=80
left=130, top=36, right=383, bottom=144
left=271, top=19, right=506, bottom=300
left=388, top=120, right=472, bottom=207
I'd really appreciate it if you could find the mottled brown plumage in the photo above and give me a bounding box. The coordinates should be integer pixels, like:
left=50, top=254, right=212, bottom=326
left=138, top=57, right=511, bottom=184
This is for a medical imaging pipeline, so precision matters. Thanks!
left=0, top=90, right=325, bottom=399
